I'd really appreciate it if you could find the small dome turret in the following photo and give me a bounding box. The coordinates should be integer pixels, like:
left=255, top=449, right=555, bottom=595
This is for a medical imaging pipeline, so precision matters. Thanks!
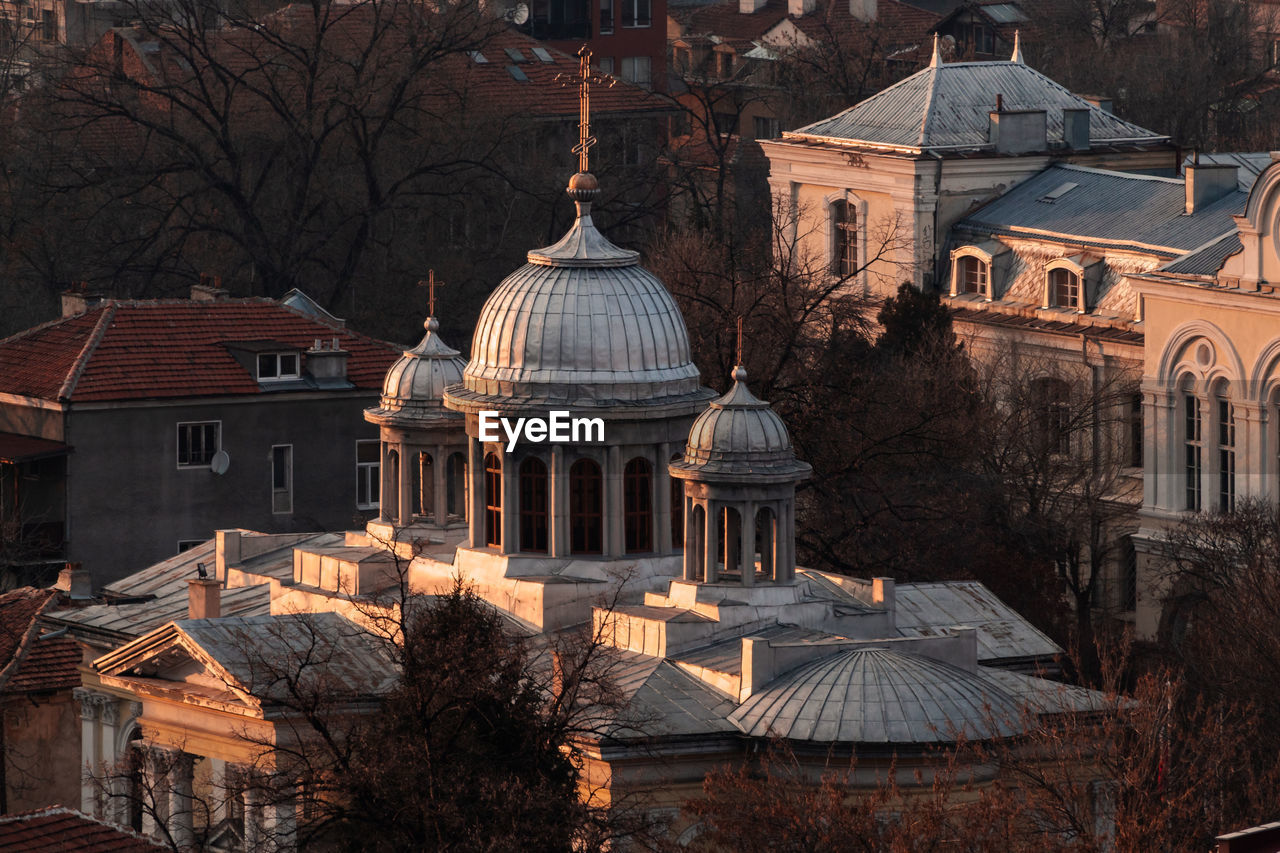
left=367, top=316, right=466, bottom=426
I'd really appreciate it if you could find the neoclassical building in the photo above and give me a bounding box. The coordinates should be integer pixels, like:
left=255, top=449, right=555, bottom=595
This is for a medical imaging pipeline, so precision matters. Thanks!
left=49, top=165, right=1100, bottom=848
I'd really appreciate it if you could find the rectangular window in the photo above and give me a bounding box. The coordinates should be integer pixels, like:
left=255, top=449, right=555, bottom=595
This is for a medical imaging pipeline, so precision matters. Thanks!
left=1129, top=392, right=1143, bottom=468
left=620, top=56, right=651, bottom=87
left=600, top=0, right=613, bottom=33
left=177, top=421, right=220, bottom=468
left=40, top=9, right=55, bottom=42
left=177, top=539, right=207, bottom=553
left=596, top=56, right=613, bottom=75
left=1050, top=268, right=1080, bottom=310
left=1184, top=394, right=1202, bottom=511
left=833, top=201, right=858, bottom=277
left=1217, top=397, right=1235, bottom=512
left=272, top=445, right=293, bottom=514
left=257, top=352, right=300, bottom=381
left=753, top=115, right=781, bottom=140
left=356, top=440, right=380, bottom=510
left=621, top=0, right=650, bottom=27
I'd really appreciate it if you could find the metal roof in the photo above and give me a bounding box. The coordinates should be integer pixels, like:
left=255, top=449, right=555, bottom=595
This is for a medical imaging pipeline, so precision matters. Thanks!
left=727, top=648, right=1024, bottom=743
left=367, top=316, right=466, bottom=423
left=894, top=581, right=1060, bottom=664
left=1160, top=232, right=1243, bottom=277
left=1181, top=151, right=1273, bottom=192
left=788, top=60, right=1165, bottom=151
left=956, top=164, right=1244, bottom=255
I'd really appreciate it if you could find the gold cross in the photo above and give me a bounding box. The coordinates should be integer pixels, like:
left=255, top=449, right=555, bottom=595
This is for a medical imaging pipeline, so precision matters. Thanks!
left=736, top=316, right=744, bottom=366
left=556, top=46, right=615, bottom=173
left=418, top=271, right=442, bottom=317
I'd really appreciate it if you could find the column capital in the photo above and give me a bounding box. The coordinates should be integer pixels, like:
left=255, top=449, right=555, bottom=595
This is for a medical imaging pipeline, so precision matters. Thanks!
left=99, top=698, right=121, bottom=727
left=73, top=688, right=101, bottom=721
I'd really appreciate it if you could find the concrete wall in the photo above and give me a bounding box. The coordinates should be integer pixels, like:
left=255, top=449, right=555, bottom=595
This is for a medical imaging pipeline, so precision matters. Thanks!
left=3, top=693, right=80, bottom=812
left=66, top=393, right=381, bottom=586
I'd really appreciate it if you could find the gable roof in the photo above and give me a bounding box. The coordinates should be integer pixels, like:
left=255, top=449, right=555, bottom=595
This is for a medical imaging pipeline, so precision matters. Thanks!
left=0, top=807, right=166, bottom=852
left=0, top=588, right=74, bottom=695
left=954, top=164, right=1245, bottom=257
left=786, top=58, right=1167, bottom=151
left=0, top=298, right=399, bottom=403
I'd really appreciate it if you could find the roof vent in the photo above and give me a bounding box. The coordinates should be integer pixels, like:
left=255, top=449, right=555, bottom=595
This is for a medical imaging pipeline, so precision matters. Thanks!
left=507, top=64, right=528, bottom=82
left=1038, top=181, right=1078, bottom=203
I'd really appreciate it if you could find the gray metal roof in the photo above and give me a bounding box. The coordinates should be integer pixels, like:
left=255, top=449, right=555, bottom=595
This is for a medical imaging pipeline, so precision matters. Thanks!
left=612, top=655, right=739, bottom=737
left=1182, top=151, right=1273, bottom=192
left=788, top=60, right=1165, bottom=151
left=1160, top=232, right=1242, bottom=277
left=894, top=581, right=1060, bottom=664
left=727, top=648, right=1023, bottom=743
left=366, top=316, right=466, bottom=423
left=955, top=164, right=1244, bottom=255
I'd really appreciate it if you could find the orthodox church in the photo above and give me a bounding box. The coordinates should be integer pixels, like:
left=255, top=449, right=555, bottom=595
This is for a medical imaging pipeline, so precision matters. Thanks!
left=49, top=68, right=1103, bottom=844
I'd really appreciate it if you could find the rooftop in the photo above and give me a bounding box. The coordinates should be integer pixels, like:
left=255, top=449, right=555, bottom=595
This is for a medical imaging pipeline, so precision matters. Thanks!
left=0, top=807, right=165, bottom=852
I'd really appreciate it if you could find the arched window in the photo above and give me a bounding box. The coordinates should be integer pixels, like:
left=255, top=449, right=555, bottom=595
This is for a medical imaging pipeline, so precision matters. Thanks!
left=1183, top=387, right=1202, bottom=511
left=569, top=459, right=603, bottom=554
left=447, top=452, right=467, bottom=521
left=1216, top=391, right=1235, bottom=512
left=1032, top=378, right=1071, bottom=455
left=484, top=453, right=502, bottom=548
left=413, top=452, right=433, bottom=517
left=670, top=453, right=684, bottom=549
left=519, top=457, right=548, bottom=553
left=756, top=506, right=776, bottom=581
left=624, top=457, right=653, bottom=553
left=691, top=504, right=706, bottom=580
left=1049, top=266, right=1081, bottom=310
left=832, top=200, right=858, bottom=277
left=957, top=255, right=988, bottom=295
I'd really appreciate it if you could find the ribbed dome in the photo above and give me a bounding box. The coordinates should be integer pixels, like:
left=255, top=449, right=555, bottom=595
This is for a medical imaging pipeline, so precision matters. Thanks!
left=728, top=648, right=1024, bottom=744
left=446, top=174, right=709, bottom=412
left=674, top=367, right=811, bottom=479
left=367, top=317, right=466, bottom=425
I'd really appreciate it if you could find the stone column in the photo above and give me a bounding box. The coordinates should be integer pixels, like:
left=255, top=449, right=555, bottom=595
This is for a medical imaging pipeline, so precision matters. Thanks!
left=740, top=501, right=756, bottom=586
left=434, top=443, right=448, bottom=526
left=779, top=501, right=795, bottom=582
left=468, top=437, right=484, bottom=546
left=704, top=500, right=719, bottom=584
left=243, top=779, right=265, bottom=851
left=656, top=443, right=672, bottom=554
left=167, top=751, right=196, bottom=851
left=141, top=746, right=172, bottom=839
left=550, top=447, right=568, bottom=557
left=1237, top=400, right=1265, bottom=500
left=98, top=699, right=122, bottom=822
left=379, top=442, right=396, bottom=523
left=501, top=452, right=518, bottom=554
left=606, top=446, right=623, bottom=557
left=724, top=508, right=740, bottom=577
left=398, top=444, right=413, bottom=526
left=73, top=688, right=101, bottom=816
left=1146, top=387, right=1175, bottom=512
left=262, top=776, right=299, bottom=852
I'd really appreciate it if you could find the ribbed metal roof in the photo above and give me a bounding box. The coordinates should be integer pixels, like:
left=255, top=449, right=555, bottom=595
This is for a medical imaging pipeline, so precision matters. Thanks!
left=672, top=366, right=811, bottom=480
left=895, top=581, right=1060, bottom=665
left=449, top=180, right=710, bottom=410
left=788, top=60, right=1165, bottom=150
left=956, top=164, right=1244, bottom=255
left=1160, top=233, right=1242, bottom=277
left=367, top=316, right=466, bottom=425
left=728, top=648, right=1023, bottom=743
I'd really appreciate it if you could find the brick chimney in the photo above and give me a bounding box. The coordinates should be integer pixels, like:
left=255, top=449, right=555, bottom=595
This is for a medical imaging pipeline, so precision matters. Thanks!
left=187, top=573, right=221, bottom=619
left=55, top=562, right=93, bottom=600
left=191, top=273, right=229, bottom=302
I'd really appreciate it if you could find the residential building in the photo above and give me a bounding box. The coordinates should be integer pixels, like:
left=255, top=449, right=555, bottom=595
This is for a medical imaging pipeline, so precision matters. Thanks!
left=0, top=287, right=399, bottom=587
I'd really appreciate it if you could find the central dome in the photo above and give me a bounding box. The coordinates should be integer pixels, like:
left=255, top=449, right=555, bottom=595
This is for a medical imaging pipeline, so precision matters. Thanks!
left=446, top=174, right=708, bottom=413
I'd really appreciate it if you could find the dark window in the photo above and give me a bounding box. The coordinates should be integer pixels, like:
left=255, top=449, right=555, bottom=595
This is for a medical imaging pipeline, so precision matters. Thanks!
left=177, top=422, right=219, bottom=467
left=753, top=115, right=780, bottom=140
left=1184, top=394, right=1202, bottom=511
left=600, top=0, right=613, bottom=33
left=621, top=0, right=650, bottom=27
left=570, top=459, right=603, bottom=554
left=671, top=453, right=684, bottom=549
left=257, top=352, right=299, bottom=380
left=1033, top=378, right=1071, bottom=455
left=40, top=9, right=55, bottom=42
left=624, top=458, right=653, bottom=553
left=447, top=452, right=468, bottom=520
left=356, top=441, right=380, bottom=509
left=833, top=201, right=857, bottom=277
left=1050, top=267, right=1081, bottom=310
left=1121, top=540, right=1138, bottom=612
left=1129, top=392, right=1143, bottom=467
left=271, top=445, right=292, bottom=514
left=1218, top=396, right=1235, bottom=512
left=519, top=457, right=549, bottom=553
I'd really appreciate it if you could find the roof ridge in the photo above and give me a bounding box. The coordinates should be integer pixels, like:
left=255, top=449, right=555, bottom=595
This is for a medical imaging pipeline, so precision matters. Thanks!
left=0, top=590, right=56, bottom=693
left=0, top=804, right=167, bottom=846
left=1051, top=162, right=1184, bottom=184
left=57, top=302, right=116, bottom=402
left=916, top=63, right=941, bottom=147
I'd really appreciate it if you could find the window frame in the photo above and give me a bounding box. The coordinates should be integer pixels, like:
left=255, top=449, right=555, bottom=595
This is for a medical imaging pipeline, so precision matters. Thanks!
left=569, top=458, right=604, bottom=555
left=623, top=457, right=653, bottom=554
left=271, top=444, right=293, bottom=515
left=177, top=421, right=221, bottom=469
left=1184, top=391, right=1203, bottom=512
left=620, top=0, right=650, bottom=28
left=356, top=440, right=380, bottom=510
left=599, top=0, right=613, bottom=33
left=830, top=197, right=859, bottom=279
left=257, top=352, right=300, bottom=382
left=519, top=457, right=549, bottom=554
left=484, top=453, right=503, bottom=548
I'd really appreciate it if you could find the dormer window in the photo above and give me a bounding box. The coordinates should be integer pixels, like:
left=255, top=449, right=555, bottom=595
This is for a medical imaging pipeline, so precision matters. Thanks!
left=257, top=352, right=299, bottom=381
left=949, top=242, right=1007, bottom=299
left=957, top=255, right=988, bottom=295
left=1050, top=267, right=1080, bottom=309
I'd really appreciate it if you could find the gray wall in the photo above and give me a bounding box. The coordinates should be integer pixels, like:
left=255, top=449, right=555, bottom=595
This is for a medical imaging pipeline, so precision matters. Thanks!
left=66, top=392, right=381, bottom=586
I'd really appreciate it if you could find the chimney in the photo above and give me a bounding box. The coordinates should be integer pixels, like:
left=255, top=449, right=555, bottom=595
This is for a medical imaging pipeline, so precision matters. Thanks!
left=1063, top=108, right=1090, bottom=150
left=872, top=576, right=895, bottom=630
left=191, top=273, right=229, bottom=302
left=1185, top=162, right=1238, bottom=215
left=739, top=0, right=766, bottom=12
left=1081, top=94, right=1112, bottom=114
left=305, top=338, right=351, bottom=387
left=848, top=0, right=875, bottom=20
left=215, top=529, right=241, bottom=581
left=989, top=108, right=1047, bottom=154
left=54, top=562, right=93, bottom=600
left=187, top=575, right=221, bottom=619
left=61, top=282, right=103, bottom=318
left=787, top=0, right=815, bottom=16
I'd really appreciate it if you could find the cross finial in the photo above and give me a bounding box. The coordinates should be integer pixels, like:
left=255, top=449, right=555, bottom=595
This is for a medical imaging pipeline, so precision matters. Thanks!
left=418, top=271, right=442, bottom=318
left=556, top=46, right=615, bottom=173
left=736, top=316, right=743, bottom=366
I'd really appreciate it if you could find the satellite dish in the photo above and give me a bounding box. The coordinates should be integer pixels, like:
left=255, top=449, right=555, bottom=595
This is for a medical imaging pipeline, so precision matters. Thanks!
left=210, top=450, right=230, bottom=475
left=507, top=3, right=529, bottom=24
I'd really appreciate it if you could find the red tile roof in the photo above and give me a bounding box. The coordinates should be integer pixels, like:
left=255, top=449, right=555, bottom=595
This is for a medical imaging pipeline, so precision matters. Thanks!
left=682, top=0, right=790, bottom=44
left=0, top=299, right=400, bottom=403
left=0, top=589, right=57, bottom=690
left=788, top=0, right=941, bottom=56
left=7, top=635, right=83, bottom=694
left=0, top=433, right=70, bottom=464
left=0, top=807, right=165, bottom=852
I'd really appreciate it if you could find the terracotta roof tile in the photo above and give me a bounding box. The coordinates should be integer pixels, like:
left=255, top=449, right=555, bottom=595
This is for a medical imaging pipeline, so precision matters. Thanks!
left=7, top=635, right=83, bottom=694
left=0, top=589, right=57, bottom=684
left=0, top=299, right=400, bottom=403
left=0, top=807, right=165, bottom=852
